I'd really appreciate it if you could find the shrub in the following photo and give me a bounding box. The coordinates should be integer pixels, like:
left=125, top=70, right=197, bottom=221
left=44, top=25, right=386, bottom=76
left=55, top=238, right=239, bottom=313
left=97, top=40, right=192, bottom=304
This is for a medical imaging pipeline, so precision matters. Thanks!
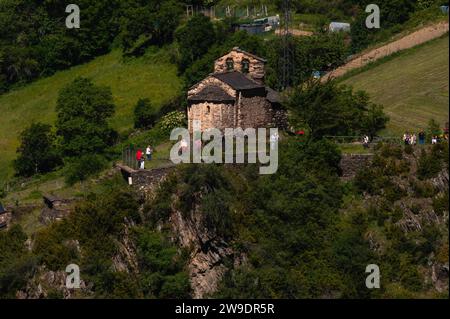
left=404, top=144, right=414, bottom=155
left=134, top=98, right=157, bottom=129
left=56, top=78, right=116, bottom=157
left=412, top=180, right=436, bottom=198
left=158, top=111, right=187, bottom=134
left=64, top=154, right=108, bottom=185
left=417, top=148, right=443, bottom=180
left=14, top=123, right=61, bottom=177
left=433, top=191, right=449, bottom=216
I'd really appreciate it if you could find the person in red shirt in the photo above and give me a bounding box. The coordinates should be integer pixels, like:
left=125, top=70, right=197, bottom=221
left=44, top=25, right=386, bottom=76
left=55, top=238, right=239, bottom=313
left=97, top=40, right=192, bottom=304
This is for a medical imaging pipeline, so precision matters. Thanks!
left=136, top=149, right=143, bottom=169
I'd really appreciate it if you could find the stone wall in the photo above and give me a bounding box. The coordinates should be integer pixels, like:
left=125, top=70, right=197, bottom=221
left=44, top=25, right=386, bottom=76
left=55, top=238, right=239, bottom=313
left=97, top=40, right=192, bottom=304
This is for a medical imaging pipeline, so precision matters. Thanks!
left=188, top=96, right=287, bottom=133
left=238, top=96, right=274, bottom=129
left=188, top=102, right=235, bottom=132
left=340, top=154, right=374, bottom=180
left=214, top=50, right=265, bottom=84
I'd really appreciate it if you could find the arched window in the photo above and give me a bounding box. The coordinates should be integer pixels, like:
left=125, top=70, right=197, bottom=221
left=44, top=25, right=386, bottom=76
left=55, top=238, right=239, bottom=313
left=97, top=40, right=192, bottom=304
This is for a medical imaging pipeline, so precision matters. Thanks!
left=241, top=59, right=250, bottom=74
left=226, top=58, right=234, bottom=71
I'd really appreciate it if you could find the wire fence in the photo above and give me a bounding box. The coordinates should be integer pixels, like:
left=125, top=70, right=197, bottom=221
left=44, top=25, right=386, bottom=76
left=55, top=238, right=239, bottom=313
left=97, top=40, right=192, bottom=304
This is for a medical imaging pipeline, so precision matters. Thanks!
left=323, top=136, right=403, bottom=145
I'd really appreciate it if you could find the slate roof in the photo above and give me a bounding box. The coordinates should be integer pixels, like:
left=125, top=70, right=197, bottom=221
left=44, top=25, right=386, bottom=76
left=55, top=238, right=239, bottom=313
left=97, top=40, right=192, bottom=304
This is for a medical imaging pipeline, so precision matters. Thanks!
left=212, top=71, right=264, bottom=91
left=188, top=86, right=235, bottom=103
left=266, top=87, right=281, bottom=104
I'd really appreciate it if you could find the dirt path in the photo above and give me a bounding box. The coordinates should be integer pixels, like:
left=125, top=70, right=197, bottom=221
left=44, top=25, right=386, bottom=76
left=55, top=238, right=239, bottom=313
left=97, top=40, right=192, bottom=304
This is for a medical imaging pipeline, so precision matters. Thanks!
left=275, top=29, right=313, bottom=37
left=322, top=21, right=449, bottom=81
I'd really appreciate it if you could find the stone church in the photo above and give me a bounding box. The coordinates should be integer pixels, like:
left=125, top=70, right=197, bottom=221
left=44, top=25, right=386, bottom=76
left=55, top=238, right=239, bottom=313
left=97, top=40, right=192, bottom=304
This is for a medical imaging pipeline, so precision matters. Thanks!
left=187, top=47, right=287, bottom=133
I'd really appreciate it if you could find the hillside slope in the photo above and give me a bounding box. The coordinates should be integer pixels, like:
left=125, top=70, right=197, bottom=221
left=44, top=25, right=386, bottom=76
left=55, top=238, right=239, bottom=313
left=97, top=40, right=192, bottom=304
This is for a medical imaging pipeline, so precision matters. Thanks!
left=323, top=21, right=449, bottom=81
left=0, top=50, right=182, bottom=181
left=342, top=35, right=449, bottom=136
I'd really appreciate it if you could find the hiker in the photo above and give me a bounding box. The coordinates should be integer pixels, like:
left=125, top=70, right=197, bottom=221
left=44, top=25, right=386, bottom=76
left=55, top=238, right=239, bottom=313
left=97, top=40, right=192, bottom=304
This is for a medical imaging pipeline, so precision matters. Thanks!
left=270, top=132, right=279, bottom=150
left=418, top=131, right=426, bottom=145
left=136, top=149, right=145, bottom=170
left=403, top=132, right=410, bottom=145
left=411, top=134, right=417, bottom=146
left=363, top=135, right=370, bottom=149
left=194, top=139, right=202, bottom=154
left=432, top=136, right=438, bottom=145
left=140, top=155, right=145, bottom=169
left=146, top=145, right=153, bottom=161
left=180, top=138, right=188, bottom=153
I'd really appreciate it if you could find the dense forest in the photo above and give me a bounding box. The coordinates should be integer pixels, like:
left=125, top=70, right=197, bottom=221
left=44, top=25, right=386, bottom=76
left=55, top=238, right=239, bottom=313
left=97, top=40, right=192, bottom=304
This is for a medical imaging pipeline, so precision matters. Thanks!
left=1, top=0, right=447, bottom=92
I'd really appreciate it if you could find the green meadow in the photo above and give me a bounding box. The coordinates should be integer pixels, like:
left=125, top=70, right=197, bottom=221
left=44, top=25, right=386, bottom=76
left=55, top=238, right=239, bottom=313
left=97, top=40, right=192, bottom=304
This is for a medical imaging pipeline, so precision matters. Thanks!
left=0, top=49, right=182, bottom=181
left=342, top=35, right=449, bottom=136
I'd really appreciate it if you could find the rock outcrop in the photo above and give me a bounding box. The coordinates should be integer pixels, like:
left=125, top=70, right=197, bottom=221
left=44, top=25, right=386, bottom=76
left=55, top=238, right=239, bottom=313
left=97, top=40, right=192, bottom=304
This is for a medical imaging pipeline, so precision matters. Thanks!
left=169, top=204, right=237, bottom=299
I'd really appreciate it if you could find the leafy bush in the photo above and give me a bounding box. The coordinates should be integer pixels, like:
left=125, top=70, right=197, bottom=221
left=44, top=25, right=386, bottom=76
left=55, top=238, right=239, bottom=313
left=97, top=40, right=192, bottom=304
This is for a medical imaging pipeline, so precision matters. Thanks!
left=286, top=80, right=388, bottom=139
left=56, top=77, right=117, bottom=157
left=417, top=149, right=443, bottom=180
left=412, top=180, right=436, bottom=198
left=158, top=111, right=187, bottom=135
left=433, top=191, right=449, bottom=216
left=134, top=98, right=157, bottom=129
left=175, top=14, right=217, bottom=73
left=0, top=225, right=36, bottom=298
left=64, top=154, right=108, bottom=185
left=14, top=123, right=61, bottom=177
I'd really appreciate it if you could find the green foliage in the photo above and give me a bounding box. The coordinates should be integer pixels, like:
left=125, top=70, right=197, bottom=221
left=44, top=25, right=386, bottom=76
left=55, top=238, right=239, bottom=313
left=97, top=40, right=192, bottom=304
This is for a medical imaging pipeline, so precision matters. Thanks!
left=119, top=0, right=183, bottom=56
left=149, top=164, right=236, bottom=239
left=13, top=122, right=61, bottom=177
left=31, top=181, right=190, bottom=298
left=175, top=14, right=217, bottom=73
left=134, top=228, right=191, bottom=298
left=0, top=225, right=36, bottom=298
left=158, top=111, right=187, bottom=135
left=427, top=118, right=442, bottom=142
left=216, top=138, right=345, bottom=298
left=433, top=190, right=449, bottom=216
left=0, top=0, right=119, bottom=91
left=134, top=98, right=157, bottom=129
left=349, top=0, right=442, bottom=53
left=266, top=33, right=348, bottom=89
left=412, top=180, right=436, bottom=198
left=286, top=80, right=388, bottom=139
left=64, top=154, right=108, bottom=185
left=417, top=143, right=449, bottom=180
left=182, top=30, right=266, bottom=88
left=56, top=77, right=117, bottom=157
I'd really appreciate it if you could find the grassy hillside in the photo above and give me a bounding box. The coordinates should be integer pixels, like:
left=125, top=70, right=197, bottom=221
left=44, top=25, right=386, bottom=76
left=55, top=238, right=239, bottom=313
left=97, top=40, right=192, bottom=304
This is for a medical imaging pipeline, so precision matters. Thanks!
left=0, top=49, right=182, bottom=181
left=342, top=35, right=449, bottom=136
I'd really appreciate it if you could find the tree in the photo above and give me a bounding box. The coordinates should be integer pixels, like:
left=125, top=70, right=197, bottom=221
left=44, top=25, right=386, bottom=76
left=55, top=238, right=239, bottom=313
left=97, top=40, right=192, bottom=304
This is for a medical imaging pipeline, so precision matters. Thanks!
left=175, top=14, right=217, bottom=72
left=286, top=80, right=388, bottom=139
left=14, top=122, right=61, bottom=177
left=118, top=0, right=183, bottom=55
left=55, top=77, right=116, bottom=157
left=134, top=98, right=157, bottom=129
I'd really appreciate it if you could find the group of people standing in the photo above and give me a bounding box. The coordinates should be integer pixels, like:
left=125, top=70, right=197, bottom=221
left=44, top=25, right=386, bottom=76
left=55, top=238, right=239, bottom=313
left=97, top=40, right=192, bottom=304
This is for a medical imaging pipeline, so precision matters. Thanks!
left=403, top=132, right=420, bottom=145
left=136, top=145, right=153, bottom=170
left=403, top=131, right=442, bottom=146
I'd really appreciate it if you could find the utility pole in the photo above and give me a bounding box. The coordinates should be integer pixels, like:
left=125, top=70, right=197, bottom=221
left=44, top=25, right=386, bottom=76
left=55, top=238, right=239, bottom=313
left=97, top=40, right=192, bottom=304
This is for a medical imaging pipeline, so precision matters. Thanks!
left=280, top=0, right=295, bottom=89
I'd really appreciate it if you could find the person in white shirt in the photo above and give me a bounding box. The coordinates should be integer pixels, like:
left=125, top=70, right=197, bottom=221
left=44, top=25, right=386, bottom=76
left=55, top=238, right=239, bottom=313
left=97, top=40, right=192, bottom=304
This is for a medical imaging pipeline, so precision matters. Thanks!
left=270, top=132, right=279, bottom=151
left=146, top=145, right=153, bottom=161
